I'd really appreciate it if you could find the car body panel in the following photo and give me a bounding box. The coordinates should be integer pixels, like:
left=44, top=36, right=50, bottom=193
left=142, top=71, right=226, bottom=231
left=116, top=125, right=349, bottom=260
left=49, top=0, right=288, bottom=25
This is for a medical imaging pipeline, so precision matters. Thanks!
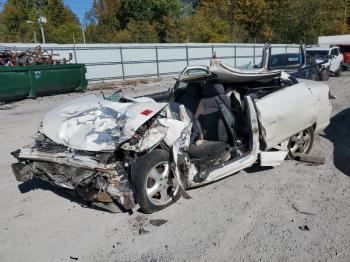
left=179, top=60, right=282, bottom=83
left=255, top=82, right=318, bottom=149
left=43, top=95, right=167, bottom=152
left=300, top=79, right=332, bottom=133
left=209, top=60, right=282, bottom=83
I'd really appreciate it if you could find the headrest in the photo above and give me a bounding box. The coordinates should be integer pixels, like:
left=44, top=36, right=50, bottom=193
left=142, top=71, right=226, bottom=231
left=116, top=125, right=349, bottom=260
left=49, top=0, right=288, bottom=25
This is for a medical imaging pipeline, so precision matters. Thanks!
left=203, top=83, right=225, bottom=97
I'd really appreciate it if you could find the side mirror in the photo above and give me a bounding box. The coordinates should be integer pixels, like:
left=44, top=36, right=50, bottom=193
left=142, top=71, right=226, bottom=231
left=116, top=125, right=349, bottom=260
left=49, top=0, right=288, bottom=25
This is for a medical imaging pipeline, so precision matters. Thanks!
left=68, top=53, right=73, bottom=61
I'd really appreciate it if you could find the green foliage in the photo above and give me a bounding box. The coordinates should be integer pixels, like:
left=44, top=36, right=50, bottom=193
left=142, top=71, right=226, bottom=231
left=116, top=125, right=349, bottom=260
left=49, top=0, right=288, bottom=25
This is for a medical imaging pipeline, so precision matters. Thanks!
left=0, top=0, right=81, bottom=43
left=0, top=0, right=349, bottom=44
left=85, top=0, right=184, bottom=43
left=268, top=0, right=349, bottom=44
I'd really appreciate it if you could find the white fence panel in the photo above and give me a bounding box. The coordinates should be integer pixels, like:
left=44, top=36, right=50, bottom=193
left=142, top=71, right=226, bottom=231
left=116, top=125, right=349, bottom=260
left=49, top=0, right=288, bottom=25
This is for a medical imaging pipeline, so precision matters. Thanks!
left=0, top=43, right=300, bottom=81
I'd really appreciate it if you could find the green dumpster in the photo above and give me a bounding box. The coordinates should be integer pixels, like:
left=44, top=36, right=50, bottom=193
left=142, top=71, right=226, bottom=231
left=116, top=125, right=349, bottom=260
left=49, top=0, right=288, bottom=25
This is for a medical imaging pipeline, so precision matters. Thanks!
left=0, top=63, right=88, bottom=101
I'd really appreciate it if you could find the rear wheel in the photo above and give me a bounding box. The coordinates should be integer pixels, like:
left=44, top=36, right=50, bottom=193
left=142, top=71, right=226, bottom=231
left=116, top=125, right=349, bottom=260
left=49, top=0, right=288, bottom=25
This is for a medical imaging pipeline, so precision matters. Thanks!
left=131, top=150, right=180, bottom=213
left=287, top=127, right=314, bottom=159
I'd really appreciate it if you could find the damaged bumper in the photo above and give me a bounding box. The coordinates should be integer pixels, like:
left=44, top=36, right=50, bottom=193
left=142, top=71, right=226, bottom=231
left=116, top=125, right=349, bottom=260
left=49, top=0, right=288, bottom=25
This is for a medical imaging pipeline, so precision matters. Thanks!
left=12, top=148, right=135, bottom=211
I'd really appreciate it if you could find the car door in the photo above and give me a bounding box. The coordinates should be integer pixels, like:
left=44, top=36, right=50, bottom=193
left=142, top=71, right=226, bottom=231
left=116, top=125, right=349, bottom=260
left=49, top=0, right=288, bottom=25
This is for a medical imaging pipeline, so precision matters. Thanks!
left=254, top=81, right=318, bottom=149
left=329, top=48, right=340, bottom=72
left=335, top=47, right=343, bottom=67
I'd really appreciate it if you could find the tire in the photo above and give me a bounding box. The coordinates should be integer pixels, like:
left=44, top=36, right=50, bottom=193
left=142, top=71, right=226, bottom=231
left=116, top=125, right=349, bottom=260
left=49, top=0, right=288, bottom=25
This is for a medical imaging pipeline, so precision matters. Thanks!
left=131, top=149, right=180, bottom=213
left=287, top=127, right=314, bottom=160
left=320, top=69, right=330, bottom=81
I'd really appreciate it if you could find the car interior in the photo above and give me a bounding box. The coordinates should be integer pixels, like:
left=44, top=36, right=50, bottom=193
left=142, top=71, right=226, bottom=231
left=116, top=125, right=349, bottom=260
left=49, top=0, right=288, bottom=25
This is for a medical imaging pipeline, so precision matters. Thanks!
left=171, top=73, right=297, bottom=181
left=172, top=79, right=253, bottom=181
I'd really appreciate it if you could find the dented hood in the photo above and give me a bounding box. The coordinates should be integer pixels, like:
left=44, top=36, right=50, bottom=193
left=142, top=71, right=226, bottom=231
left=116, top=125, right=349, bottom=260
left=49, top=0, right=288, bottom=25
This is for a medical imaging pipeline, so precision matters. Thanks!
left=43, top=95, right=167, bottom=152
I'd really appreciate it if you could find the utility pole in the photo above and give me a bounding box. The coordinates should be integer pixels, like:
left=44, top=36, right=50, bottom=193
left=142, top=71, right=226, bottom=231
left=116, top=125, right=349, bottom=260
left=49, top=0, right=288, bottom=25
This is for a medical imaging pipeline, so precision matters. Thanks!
left=72, top=33, right=77, bottom=63
left=26, top=16, right=47, bottom=44
left=345, top=0, right=348, bottom=27
left=38, top=16, right=47, bottom=44
left=33, top=30, right=37, bottom=44
left=81, top=26, right=86, bottom=44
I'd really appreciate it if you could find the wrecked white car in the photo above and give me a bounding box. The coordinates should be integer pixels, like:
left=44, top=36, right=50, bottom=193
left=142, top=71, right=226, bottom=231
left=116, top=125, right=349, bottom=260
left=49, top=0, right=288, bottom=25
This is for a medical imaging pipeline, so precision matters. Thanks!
left=11, top=60, right=332, bottom=213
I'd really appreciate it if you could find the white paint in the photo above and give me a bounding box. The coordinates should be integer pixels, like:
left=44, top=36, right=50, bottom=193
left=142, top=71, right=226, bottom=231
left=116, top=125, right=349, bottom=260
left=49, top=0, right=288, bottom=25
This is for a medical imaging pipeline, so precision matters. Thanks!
left=260, top=151, right=288, bottom=166
left=209, top=60, right=282, bottom=83
left=43, top=95, right=167, bottom=151
left=255, top=79, right=331, bottom=149
left=158, top=118, right=187, bottom=147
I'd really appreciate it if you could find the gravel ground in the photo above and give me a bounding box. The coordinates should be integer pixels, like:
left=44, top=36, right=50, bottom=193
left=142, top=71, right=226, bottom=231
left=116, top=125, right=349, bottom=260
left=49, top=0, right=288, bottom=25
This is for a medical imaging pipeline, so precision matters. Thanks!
left=0, top=74, right=350, bottom=262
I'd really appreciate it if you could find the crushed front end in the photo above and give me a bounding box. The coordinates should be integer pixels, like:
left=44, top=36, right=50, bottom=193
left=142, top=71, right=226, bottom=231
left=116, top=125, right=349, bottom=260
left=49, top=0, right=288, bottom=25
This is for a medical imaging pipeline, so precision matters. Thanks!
left=11, top=134, right=136, bottom=212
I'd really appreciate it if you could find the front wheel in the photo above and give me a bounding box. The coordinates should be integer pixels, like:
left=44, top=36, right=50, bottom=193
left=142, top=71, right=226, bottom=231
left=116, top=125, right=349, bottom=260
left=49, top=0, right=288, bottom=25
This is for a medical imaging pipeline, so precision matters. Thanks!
left=287, top=127, right=314, bottom=159
left=131, top=149, right=180, bottom=213
left=320, top=69, right=330, bottom=81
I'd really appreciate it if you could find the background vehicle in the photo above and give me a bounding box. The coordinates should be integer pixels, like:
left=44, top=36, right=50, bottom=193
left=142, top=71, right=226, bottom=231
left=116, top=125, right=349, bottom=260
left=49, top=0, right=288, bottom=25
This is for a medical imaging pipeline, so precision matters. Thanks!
left=333, top=45, right=350, bottom=70
left=306, top=46, right=343, bottom=76
left=256, top=45, right=330, bottom=81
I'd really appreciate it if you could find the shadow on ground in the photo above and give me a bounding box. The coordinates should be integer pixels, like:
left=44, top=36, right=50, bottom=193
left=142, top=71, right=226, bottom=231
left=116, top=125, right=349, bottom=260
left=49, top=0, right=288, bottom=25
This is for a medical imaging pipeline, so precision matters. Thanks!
left=323, top=107, right=350, bottom=176
left=244, top=164, right=273, bottom=173
left=18, top=178, right=127, bottom=213
left=18, top=178, right=88, bottom=208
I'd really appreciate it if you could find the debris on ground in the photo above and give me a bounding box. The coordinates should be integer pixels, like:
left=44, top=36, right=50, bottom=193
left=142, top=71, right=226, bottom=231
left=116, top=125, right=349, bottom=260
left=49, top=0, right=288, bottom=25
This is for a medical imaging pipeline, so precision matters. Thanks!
left=294, top=153, right=325, bottom=165
left=288, top=200, right=316, bottom=216
left=149, top=219, right=168, bottom=227
left=138, top=228, right=150, bottom=235
left=298, top=225, right=310, bottom=231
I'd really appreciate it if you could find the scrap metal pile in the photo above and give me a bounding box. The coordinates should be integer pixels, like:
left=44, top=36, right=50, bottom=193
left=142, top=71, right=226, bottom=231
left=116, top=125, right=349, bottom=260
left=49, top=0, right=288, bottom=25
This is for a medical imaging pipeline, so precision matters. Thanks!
left=0, top=45, right=72, bottom=66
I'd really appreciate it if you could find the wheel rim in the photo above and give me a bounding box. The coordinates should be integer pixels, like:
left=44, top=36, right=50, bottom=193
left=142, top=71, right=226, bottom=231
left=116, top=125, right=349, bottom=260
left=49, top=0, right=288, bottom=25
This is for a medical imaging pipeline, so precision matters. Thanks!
left=288, top=129, right=312, bottom=157
left=145, top=161, right=177, bottom=206
left=324, top=70, right=330, bottom=80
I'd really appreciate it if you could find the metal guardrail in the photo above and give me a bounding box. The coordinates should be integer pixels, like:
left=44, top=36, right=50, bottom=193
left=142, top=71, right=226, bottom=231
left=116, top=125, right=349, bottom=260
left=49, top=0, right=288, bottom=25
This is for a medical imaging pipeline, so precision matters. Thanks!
left=0, top=44, right=299, bottom=82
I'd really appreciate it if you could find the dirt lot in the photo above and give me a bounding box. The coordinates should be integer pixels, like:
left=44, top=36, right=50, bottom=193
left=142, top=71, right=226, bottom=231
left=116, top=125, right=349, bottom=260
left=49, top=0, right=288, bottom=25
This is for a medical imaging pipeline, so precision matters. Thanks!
left=0, top=74, right=350, bottom=262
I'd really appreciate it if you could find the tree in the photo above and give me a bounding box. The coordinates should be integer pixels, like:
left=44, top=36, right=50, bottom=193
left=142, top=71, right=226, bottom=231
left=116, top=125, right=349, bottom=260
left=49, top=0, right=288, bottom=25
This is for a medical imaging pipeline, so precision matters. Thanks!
left=1, top=0, right=349, bottom=44
left=85, top=0, right=186, bottom=43
left=268, top=0, right=349, bottom=44
left=0, top=0, right=82, bottom=43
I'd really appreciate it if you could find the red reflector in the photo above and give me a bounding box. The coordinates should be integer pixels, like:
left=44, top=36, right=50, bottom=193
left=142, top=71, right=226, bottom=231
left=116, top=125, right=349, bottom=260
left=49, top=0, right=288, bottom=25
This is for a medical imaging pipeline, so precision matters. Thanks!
left=141, top=109, right=153, bottom=116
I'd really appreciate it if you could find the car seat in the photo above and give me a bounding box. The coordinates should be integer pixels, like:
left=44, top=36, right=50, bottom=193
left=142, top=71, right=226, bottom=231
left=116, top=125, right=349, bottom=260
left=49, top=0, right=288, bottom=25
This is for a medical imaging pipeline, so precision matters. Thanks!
left=195, top=82, right=235, bottom=144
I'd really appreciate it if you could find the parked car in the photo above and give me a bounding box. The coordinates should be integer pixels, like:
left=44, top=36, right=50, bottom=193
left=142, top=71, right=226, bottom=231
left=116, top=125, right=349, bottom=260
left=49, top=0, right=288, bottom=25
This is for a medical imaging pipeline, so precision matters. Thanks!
left=306, top=46, right=343, bottom=76
left=256, top=45, right=330, bottom=81
left=333, top=45, right=350, bottom=70
left=11, top=60, right=332, bottom=214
